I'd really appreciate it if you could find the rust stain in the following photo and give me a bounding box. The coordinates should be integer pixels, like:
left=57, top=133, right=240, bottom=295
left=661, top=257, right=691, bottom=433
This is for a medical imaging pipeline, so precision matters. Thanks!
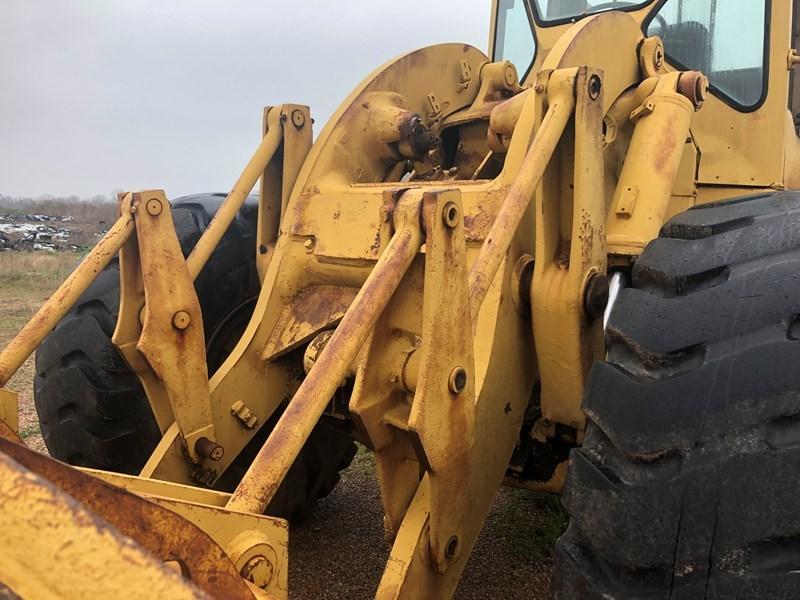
left=262, top=285, right=359, bottom=361
left=0, top=437, right=254, bottom=599
left=463, top=205, right=493, bottom=242
left=370, top=230, right=382, bottom=255
left=653, top=112, right=677, bottom=175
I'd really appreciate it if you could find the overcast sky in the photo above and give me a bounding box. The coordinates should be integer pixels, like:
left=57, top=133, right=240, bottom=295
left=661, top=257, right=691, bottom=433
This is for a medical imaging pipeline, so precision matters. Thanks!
left=0, top=0, right=489, bottom=199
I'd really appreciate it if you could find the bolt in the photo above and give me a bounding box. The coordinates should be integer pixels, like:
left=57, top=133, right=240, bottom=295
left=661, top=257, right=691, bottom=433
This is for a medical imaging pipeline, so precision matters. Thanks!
left=303, top=238, right=314, bottom=251
left=145, top=198, right=163, bottom=216
left=588, top=74, right=602, bottom=101
left=291, top=109, right=306, bottom=129
left=241, top=555, right=274, bottom=589
left=583, top=273, right=610, bottom=320
left=195, top=437, right=224, bottom=461
left=445, top=536, right=459, bottom=559
left=172, top=310, right=191, bottom=330
left=442, top=201, right=460, bottom=229
left=448, top=366, right=467, bottom=395
left=259, top=244, right=268, bottom=255
left=503, top=63, right=517, bottom=87
left=654, top=45, right=664, bottom=70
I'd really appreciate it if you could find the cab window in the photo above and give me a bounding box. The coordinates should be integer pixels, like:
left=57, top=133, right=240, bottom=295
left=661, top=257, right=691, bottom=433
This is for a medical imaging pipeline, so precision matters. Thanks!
left=646, top=0, right=768, bottom=110
left=494, top=0, right=537, bottom=79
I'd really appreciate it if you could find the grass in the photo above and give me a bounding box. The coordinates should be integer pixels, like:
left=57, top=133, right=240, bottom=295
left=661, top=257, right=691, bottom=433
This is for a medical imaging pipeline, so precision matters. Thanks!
left=0, top=251, right=81, bottom=294
left=19, top=423, right=42, bottom=440
left=0, top=250, right=82, bottom=453
left=495, top=487, right=569, bottom=561
left=351, top=442, right=568, bottom=562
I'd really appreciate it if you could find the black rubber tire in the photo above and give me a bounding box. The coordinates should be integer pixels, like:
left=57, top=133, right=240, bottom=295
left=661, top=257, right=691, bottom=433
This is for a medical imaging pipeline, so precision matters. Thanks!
left=554, top=191, right=800, bottom=599
left=33, top=193, right=355, bottom=518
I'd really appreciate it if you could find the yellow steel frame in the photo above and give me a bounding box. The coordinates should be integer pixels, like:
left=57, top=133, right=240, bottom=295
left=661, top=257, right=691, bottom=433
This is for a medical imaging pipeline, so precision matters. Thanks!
left=2, top=1, right=800, bottom=597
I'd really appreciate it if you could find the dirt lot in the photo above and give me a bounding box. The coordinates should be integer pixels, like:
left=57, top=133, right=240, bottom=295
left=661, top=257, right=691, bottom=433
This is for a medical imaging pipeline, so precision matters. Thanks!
left=0, top=249, right=561, bottom=599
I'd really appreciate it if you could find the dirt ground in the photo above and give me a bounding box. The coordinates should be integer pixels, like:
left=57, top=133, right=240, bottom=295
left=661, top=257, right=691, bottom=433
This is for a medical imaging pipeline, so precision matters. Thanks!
left=0, top=250, right=561, bottom=599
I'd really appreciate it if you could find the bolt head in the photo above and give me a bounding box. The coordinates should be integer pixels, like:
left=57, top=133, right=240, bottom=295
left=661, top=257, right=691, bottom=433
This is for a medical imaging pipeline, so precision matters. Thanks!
left=448, top=367, right=468, bottom=395
left=654, top=44, right=664, bottom=70
left=145, top=198, right=163, bottom=216
left=195, top=437, right=224, bottom=461
left=442, top=201, right=460, bottom=229
left=172, top=310, right=191, bottom=330
left=503, top=63, right=517, bottom=87
left=241, top=555, right=274, bottom=589
left=588, top=74, right=602, bottom=101
left=291, top=109, right=306, bottom=129
left=303, top=238, right=314, bottom=250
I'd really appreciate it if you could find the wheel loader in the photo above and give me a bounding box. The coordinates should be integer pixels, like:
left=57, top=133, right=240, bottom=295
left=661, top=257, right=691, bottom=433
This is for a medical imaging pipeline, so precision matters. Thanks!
left=1, top=0, right=799, bottom=597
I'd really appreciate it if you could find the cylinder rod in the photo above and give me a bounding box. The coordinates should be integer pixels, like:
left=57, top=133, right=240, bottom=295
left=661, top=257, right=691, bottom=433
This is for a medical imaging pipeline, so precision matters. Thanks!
left=0, top=213, right=135, bottom=386
left=226, top=199, right=423, bottom=514
left=186, top=114, right=283, bottom=280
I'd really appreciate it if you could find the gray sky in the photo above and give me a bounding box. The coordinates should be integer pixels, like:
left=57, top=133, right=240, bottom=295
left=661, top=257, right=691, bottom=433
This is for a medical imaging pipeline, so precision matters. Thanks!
left=0, top=0, right=489, bottom=199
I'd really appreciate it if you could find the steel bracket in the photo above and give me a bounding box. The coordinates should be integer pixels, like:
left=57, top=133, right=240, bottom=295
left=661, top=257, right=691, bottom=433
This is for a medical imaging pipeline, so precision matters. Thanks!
left=407, top=189, right=476, bottom=571
left=114, top=191, right=216, bottom=467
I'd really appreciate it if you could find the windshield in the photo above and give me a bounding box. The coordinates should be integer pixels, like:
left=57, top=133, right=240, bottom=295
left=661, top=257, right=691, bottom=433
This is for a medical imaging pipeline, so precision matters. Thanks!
left=646, top=0, right=768, bottom=109
left=533, top=0, right=648, bottom=22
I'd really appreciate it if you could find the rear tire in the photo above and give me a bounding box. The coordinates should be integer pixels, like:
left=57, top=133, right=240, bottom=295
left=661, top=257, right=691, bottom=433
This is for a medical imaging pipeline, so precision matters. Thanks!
left=34, top=193, right=355, bottom=518
left=554, top=191, right=800, bottom=599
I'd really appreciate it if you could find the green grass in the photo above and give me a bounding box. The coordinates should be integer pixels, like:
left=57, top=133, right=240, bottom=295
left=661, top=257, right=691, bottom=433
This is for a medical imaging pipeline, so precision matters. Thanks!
left=19, top=423, right=41, bottom=440
left=496, top=488, right=569, bottom=561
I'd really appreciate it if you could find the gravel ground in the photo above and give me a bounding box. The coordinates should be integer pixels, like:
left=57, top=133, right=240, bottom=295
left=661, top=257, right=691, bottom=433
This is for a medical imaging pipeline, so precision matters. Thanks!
left=0, top=251, right=559, bottom=599
left=290, top=450, right=556, bottom=599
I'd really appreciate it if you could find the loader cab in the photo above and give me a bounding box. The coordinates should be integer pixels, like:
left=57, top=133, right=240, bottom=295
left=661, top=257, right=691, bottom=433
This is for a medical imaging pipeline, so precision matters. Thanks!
left=490, top=0, right=800, bottom=195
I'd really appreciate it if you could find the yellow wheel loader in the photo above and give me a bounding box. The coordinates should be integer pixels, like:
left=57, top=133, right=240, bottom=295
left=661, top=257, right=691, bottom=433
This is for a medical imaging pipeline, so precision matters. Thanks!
left=2, top=0, right=800, bottom=598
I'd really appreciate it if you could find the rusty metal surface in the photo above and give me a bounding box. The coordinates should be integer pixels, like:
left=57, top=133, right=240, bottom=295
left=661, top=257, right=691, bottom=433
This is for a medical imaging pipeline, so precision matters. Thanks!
left=79, top=467, right=290, bottom=596
left=407, top=190, right=475, bottom=572
left=0, top=437, right=255, bottom=600
left=467, top=68, right=574, bottom=321
left=226, top=192, right=424, bottom=515
left=1, top=4, right=795, bottom=597
left=0, top=451, right=210, bottom=600
left=258, top=105, right=313, bottom=281
left=532, top=67, right=607, bottom=429
left=606, top=72, right=695, bottom=254
left=131, top=190, right=216, bottom=467
left=262, top=284, right=358, bottom=361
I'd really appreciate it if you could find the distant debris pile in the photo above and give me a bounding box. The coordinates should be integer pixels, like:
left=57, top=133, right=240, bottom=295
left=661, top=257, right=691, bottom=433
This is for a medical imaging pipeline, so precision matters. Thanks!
left=0, top=213, right=100, bottom=251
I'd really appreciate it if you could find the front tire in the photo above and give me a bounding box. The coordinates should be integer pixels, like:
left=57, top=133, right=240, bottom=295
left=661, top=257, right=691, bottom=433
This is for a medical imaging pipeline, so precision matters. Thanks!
left=554, top=191, right=800, bottom=599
